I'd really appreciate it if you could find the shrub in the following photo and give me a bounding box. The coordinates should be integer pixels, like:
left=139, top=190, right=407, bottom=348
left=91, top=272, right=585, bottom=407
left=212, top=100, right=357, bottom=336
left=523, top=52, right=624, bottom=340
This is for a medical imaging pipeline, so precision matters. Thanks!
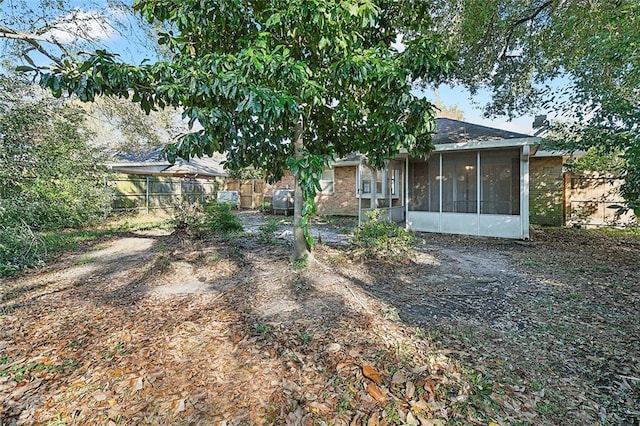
left=0, top=100, right=112, bottom=231
left=349, top=210, right=417, bottom=262
left=257, top=216, right=279, bottom=244
left=204, top=201, right=244, bottom=236
left=171, top=199, right=207, bottom=236
left=0, top=221, right=46, bottom=276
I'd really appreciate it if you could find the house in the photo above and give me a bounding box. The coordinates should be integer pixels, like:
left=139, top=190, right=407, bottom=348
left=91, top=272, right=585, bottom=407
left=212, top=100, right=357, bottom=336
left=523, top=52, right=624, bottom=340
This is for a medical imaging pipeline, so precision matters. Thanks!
left=403, top=118, right=540, bottom=239
left=105, top=152, right=227, bottom=212
left=261, top=118, right=541, bottom=239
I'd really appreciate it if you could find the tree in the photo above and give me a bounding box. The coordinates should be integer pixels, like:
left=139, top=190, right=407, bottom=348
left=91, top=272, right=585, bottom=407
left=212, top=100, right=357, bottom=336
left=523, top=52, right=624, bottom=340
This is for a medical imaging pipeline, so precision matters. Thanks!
left=29, top=0, right=453, bottom=260
left=430, top=0, right=640, bottom=213
left=0, top=74, right=111, bottom=231
left=0, top=0, right=162, bottom=65
left=433, top=90, right=464, bottom=120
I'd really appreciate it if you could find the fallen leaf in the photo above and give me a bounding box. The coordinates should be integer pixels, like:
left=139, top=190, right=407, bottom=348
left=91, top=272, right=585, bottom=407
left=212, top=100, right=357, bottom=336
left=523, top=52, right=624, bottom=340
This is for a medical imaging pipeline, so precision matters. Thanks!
left=308, top=401, right=331, bottom=414
left=172, top=398, right=186, bottom=414
left=326, top=343, right=342, bottom=353
left=91, top=391, right=108, bottom=402
left=406, top=411, right=419, bottom=426
left=367, top=412, right=380, bottom=426
left=405, top=381, right=416, bottom=400
left=367, top=382, right=387, bottom=403
left=131, top=377, right=144, bottom=392
left=411, top=365, right=428, bottom=374
left=363, top=365, right=383, bottom=385
left=391, top=371, right=406, bottom=384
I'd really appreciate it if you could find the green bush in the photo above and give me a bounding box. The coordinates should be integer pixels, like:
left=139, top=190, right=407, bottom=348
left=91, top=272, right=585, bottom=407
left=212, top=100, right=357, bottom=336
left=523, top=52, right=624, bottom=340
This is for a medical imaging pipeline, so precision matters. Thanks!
left=171, top=199, right=207, bottom=236
left=0, top=100, right=112, bottom=232
left=350, top=210, right=417, bottom=262
left=0, top=221, right=46, bottom=276
left=204, top=201, right=244, bottom=236
left=257, top=216, right=279, bottom=244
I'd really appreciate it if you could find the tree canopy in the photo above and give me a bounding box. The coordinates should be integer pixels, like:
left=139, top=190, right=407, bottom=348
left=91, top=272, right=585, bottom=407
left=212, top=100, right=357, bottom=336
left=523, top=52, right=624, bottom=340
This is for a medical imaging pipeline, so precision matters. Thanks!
left=429, top=0, right=639, bottom=213
left=27, top=0, right=453, bottom=258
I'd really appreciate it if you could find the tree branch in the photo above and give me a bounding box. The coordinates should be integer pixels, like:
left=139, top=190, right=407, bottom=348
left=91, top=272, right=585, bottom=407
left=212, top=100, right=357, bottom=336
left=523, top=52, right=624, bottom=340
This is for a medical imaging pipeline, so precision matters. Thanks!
left=0, top=26, right=65, bottom=66
left=500, top=0, right=557, bottom=60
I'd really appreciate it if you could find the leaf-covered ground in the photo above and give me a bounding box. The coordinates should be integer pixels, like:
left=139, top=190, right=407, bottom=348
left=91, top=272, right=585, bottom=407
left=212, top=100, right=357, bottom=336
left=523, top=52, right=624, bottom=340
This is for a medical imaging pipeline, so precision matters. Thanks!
left=1, top=218, right=638, bottom=425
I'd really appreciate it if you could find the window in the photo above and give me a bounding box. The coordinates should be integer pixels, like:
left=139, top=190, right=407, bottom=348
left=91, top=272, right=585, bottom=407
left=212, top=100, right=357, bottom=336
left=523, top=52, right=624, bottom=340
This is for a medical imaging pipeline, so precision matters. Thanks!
left=319, top=167, right=334, bottom=193
left=359, top=166, right=383, bottom=196
left=409, top=149, right=522, bottom=216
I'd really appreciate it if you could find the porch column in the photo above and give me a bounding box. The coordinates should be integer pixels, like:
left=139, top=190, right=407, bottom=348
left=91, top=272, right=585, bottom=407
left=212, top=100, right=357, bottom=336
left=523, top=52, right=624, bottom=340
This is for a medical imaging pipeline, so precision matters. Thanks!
left=521, top=145, right=531, bottom=240
left=371, top=168, right=377, bottom=212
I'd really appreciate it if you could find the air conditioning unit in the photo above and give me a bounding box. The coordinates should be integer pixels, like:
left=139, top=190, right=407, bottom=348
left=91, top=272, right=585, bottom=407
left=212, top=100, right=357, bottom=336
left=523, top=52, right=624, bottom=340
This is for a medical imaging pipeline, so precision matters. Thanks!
left=216, top=190, right=240, bottom=208
left=272, top=189, right=294, bottom=215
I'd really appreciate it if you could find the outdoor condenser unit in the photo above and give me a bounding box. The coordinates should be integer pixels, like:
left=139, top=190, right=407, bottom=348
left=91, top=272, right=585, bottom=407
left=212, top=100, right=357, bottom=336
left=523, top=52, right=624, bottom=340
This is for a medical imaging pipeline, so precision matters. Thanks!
left=272, top=189, right=294, bottom=215
left=216, top=191, right=240, bottom=208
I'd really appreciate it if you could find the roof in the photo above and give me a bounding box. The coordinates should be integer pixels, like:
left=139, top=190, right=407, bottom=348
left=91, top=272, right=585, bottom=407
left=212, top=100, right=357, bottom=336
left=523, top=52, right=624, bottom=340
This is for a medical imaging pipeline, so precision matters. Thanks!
left=432, top=118, right=532, bottom=145
left=163, top=156, right=226, bottom=177
left=106, top=151, right=227, bottom=178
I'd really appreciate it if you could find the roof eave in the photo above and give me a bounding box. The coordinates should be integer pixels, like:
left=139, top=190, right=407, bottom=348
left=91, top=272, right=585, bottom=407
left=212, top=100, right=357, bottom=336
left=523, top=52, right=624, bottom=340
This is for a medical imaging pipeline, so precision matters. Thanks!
left=433, top=137, right=541, bottom=152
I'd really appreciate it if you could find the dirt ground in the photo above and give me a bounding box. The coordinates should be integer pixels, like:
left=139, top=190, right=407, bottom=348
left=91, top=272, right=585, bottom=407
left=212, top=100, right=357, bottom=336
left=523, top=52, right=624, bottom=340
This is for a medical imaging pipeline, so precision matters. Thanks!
left=1, top=213, right=639, bottom=425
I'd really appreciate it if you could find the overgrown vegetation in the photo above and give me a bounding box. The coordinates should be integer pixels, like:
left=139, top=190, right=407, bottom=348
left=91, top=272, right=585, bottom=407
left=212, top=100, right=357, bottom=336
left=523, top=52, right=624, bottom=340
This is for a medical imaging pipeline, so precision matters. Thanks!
left=170, top=199, right=206, bottom=236
left=171, top=199, right=244, bottom=238
left=0, top=76, right=112, bottom=276
left=349, top=210, right=417, bottom=262
left=257, top=216, right=279, bottom=244
left=0, top=220, right=46, bottom=276
left=204, top=202, right=243, bottom=236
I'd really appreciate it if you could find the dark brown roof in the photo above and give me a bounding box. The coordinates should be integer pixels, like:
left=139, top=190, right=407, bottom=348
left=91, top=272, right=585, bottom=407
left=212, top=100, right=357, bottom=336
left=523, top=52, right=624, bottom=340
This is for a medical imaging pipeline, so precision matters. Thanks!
left=433, top=118, right=532, bottom=145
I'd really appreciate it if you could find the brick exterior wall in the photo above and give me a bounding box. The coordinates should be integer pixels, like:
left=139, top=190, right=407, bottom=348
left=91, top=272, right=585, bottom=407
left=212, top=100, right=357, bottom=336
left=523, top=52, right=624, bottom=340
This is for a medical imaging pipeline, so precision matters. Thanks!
left=262, top=166, right=359, bottom=216
left=316, top=166, right=358, bottom=216
left=529, top=156, right=565, bottom=226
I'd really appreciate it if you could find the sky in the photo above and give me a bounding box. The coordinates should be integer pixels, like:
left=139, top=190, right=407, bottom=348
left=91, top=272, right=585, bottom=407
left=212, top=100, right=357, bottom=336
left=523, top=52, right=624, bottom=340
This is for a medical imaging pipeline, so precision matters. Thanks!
left=433, top=85, right=537, bottom=135
left=2, top=0, right=540, bottom=136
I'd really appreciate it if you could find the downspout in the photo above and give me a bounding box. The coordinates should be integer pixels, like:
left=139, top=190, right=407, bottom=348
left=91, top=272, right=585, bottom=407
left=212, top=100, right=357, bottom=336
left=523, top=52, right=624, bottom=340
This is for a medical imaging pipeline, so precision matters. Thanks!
left=438, top=153, right=443, bottom=232
left=384, top=159, right=391, bottom=222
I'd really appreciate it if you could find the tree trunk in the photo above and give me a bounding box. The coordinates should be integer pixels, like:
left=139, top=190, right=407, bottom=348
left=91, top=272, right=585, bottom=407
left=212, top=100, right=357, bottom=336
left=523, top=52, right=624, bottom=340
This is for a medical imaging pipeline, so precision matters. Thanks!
left=291, top=114, right=311, bottom=262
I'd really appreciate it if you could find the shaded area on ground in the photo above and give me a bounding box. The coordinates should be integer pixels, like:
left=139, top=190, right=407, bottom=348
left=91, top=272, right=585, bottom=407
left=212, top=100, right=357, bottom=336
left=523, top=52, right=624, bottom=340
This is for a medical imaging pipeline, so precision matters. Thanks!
left=1, top=217, right=639, bottom=425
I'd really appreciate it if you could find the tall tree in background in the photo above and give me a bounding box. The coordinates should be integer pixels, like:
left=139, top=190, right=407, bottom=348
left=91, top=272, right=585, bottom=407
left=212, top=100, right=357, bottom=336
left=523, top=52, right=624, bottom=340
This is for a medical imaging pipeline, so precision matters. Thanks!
left=432, top=0, right=640, bottom=213
left=29, top=0, right=453, bottom=260
left=0, top=0, right=161, bottom=65
left=433, top=90, right=464, bottom=120
left=0, top=75, right=111, bottom=231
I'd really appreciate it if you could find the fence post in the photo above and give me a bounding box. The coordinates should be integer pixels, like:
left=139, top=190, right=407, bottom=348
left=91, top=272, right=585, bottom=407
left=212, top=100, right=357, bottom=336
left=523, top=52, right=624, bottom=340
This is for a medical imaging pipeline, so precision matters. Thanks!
left=146, top=176, right=150, bottom=214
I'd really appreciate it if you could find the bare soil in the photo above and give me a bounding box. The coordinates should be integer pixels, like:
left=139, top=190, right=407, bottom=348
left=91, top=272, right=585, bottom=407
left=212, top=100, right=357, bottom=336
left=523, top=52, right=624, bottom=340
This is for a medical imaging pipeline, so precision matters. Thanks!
left=1, top=216, right=639, bottom=425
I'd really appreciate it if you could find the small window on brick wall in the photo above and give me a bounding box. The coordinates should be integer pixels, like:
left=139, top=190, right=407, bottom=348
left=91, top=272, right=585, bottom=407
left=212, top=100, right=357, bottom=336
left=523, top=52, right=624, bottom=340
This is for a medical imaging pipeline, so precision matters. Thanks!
left=320, top=168, right=334, bottom=193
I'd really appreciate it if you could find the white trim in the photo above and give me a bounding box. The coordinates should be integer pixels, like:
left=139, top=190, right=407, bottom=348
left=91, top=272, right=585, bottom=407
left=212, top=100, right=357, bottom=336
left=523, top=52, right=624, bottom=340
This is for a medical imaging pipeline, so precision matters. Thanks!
left=405, top=156, right=409, bottom=230
left=433, top=137, right=540, bottom=152
left=438, top=153, right=443, bottom=233
left=105, top=161, right=170, bottom=168
left=476, top=150, right=481, bottom=235
left=521, top=146, right=531, bottom=240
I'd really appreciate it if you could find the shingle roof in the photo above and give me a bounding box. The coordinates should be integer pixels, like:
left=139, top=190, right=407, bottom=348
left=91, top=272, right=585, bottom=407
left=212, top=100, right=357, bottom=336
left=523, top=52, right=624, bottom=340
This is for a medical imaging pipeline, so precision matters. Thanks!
left=432, top=118, right=532, bottom=145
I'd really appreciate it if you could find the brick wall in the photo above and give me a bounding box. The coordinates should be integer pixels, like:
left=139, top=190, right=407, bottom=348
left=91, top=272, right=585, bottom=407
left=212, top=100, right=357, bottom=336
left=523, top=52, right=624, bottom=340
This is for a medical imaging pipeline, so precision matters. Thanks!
left=316, top=166, right=358, bottom=216
left=529, top=156, right=565, bottom=226
left=262, top=166, right=359, bottom=216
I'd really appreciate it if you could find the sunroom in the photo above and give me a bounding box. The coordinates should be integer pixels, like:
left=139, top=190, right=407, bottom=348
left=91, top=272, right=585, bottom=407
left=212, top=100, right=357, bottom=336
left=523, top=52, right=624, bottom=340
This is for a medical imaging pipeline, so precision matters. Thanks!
left=404, top=119, right=540, bottom=240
